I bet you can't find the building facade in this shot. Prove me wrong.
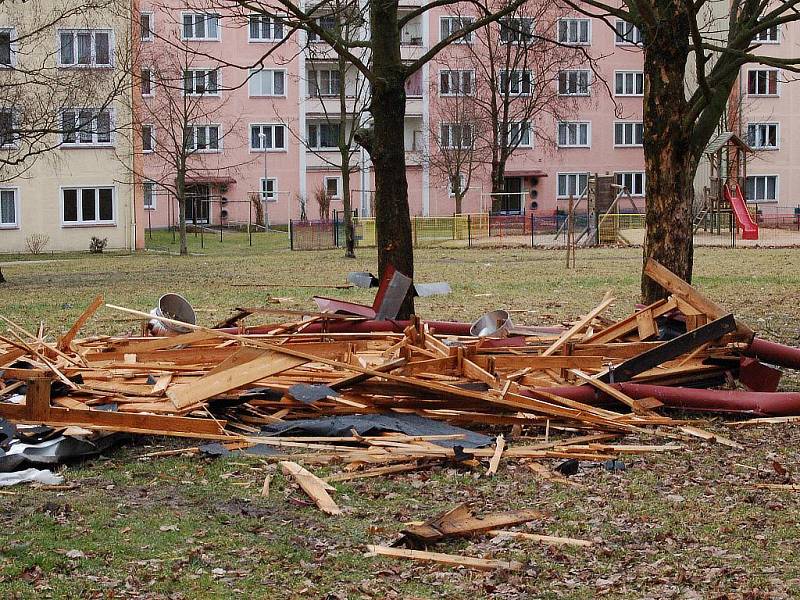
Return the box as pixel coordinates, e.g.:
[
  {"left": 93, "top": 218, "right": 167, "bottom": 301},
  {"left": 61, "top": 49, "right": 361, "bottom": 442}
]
[{"left": 0, "top": 1, "right": 140, "bottom": 253}]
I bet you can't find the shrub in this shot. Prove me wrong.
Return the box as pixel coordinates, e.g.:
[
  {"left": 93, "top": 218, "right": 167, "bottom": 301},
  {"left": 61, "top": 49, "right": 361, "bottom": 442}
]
[
  {"left": 25, "top": 233, "right": 50, "bottom": 255},
  {"left": 89, "top": 237, "right": 108, "bottom": 254}
]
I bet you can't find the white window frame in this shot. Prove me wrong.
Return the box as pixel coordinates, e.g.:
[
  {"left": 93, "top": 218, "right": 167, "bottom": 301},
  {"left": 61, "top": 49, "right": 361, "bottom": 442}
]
[
  {"left": 557, "top": 18, "right": 590, "bottom": 45},
  {"left": 61, "top": 185, "right": 116, "bottom": 226},
  {"left": 249, "top": 68, "right": 286, "bottom": 97},
  {"left": 0, "top": 27, "right": 17, "bottom": 68},
  {"left": 747, "top": 69, "right": 780, "bottom": 96},
  {"left": 0, "top": 108, "right": 16, "bottom": 148},
  {"left": 324, "top": 176, "right": 342, "bottom": 199},
  {"left": 747, "top": 122, "right": 779, "bottom": 150},
  {"left": 260, "top": 177, "right": 278, "bottom": 202},
  {"left": 614, "top": 70, "right": 644, "bottom": 96},
  {"left": 499, "top": 69, "right": 533, "bottom": 95},
  {"left": 141, "top": 67, "right": 154, "bottom": 97},
  {"left": 557, "top": 121, "right": 591, "bottom": 148},
  {"left": 308, "top": 15, "right": 338, "bottom": 43},
  {"left": 615, "top": 171, "right": 646, "bottom": 196},
  {"left": 746, "top": 174, "right": 779, "bottom": 203},
  {"left": 558, "top": 69, "right": 590, "bottom": 96},
  {"left": 502, "top": 121, "right": 532, "bottom": 148},
  {"left": 754, "top": 21, "right": 779, "bottom": 44},
  {"left": 439, "top": 69, "right": 474, "bottom": 96},
  {"left": 250, "top": 123, "right": 287, "bottom": 152},
  {"left": 440, "top": 122, "right": 473, "bottom": 149},
  {"left": 142, "top": 124, "right": 154, "bottom": 153},
  {"left": 614, "top": 20, "right": 642, "bottom": 45},
  {"left": 186, "top": 124, "right": 221, "bottom": 152},
  {"left": 248, "top": 14, "right": 285, "bottom": 42},
  {"left": 440, "top": 16, "right": 475, "bottom": 43},
  {"left": 557, "top": 172, "right": 589, "bottom": 198},
  {"left": 181, "top": 13, "right": 221, "bottom": 41},
  {"left": 60, "top": 108, "right": 114, "bottom": 147},
  {"left": 143, "top": 180, "right": 156, "bottom": 210},
  {"left": 448, "top": 172, "right": 468, "bottom": 197},
  {"left": 0, "top": 187, "right": 19, "bottom": 229},
  {"left": 308, "top": 67, "right": 341, "bottom": 97},
  {"left": 184, "top": 68, "right": 220, "bottom": 96},
  {"left": 499, "top": 17, "right": 534, "bottom": 44},
  {"left": 614, "top": 121, "right": 644, "bottom": 147},
  {"left": 57, "top": 29, "right": 114, "bottom": 67},
  {"left": 140, "top": 12, "right": 154, "bottom": 42},
  {"left": 307, "top": 122, "right": 341, "bottom": 150}
]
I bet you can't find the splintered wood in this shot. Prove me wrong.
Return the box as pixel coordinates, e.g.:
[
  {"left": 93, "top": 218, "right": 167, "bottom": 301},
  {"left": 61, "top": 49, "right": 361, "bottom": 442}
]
[{"left": 0, "top": 259, "right": 760, "bottom": 482}]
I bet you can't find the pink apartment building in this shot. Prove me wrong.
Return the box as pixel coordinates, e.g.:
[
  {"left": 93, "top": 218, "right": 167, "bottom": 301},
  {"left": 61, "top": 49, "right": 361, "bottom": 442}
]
[{"left": 135, "top": 2, "right": 799, "bottom": 236}]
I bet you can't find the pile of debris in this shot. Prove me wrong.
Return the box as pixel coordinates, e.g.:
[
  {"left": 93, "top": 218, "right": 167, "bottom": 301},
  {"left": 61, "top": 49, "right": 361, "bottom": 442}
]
[{"left": 2, "top": 259, "right": 799, "bottom": 491}]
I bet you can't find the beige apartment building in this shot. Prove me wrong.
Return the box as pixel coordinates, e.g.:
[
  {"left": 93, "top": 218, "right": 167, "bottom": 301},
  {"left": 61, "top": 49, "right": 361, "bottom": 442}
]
[{"left": 0, "top": 1, "right": 140, "bottom": 253}]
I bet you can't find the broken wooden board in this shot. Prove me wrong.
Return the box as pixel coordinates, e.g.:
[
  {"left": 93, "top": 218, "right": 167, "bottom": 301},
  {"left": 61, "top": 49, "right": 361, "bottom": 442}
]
[
  {"left": 280, "top": 460, "right": 342, "bottom": 515},
  {"left": 366, "top": 545, "right": 523, "bottom": 571}
]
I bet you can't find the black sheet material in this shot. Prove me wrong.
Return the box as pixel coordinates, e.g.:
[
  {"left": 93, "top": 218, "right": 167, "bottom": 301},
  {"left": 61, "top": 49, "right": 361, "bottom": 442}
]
[
  {"left": 261, "top": 413, "right": 491, "bottom": 448},
  {"left": 0, "top": 433, "right": 125, "bottom": 472}
]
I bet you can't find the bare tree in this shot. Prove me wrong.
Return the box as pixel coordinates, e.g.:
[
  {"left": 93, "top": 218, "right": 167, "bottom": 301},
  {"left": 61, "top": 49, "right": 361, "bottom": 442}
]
[
  {"left": 556, "top": 0, "right": 800, "bottom": 301},
  {"left": 120, "top": 17, "right": 246, "bottom": 255},
  {"left": 0, "top": 0, "right": 132, "bottom": 179}
]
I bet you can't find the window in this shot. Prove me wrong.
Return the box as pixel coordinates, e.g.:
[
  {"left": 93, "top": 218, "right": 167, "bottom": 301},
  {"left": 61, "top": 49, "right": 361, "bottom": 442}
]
[
  {"left": 615, "top": 20, "right": 642, "bottom": 45},
  {"left": 615, "top": 172, "right": 645, "bottom": 196},
  {"left": 184, "top": 69, "right": 219, "bottom": 95},
  {"left": 140, "top": 12, "right": 154, "bottom": 41},
  {"left": 449, "top": 173, "right": 467, "bottom": 197},
  {"left": 249, "top": 69, "right": 285, "bottom": 96},
  {"left": 182, "top": 13, "right": 220, "bottom": 41},
  {"left": 143, "top": 181, "right": 156, "bottom": 210},
  {"left": 499, "top": 70, "right": 533, "bottom": 95},
  {"left": 141, "top": 68, "right": 154, "bottom": 96},
  {"left": 324, "top": 176, "right": 341, "bottom": 199},
  {"left": 614, "top": 121, "right": 643, "bottom": 146},
  {"left": 250, "top": 124, "right": 286, "bottom": 151},
  {"left": 58, "top": 30, "right": 112, "bottom": 66},
  {"left": 746, "top": 175, "right": 778, "bottom": 202},
  {"left": 615, "top": 71, "right": 644, "bottom": 96},
  {"left": 440, "top": 123, "right": 473, "bottom": 149},
  {"left": 557, "top": 121, "right": 590, "bottom": 147},
  {"left": 249, "top": 15, "right": 284, "bottom": 41},
  {"left": 558, "top": 18, "right": 590, "bottom": 45},
  {"left": 0, "top": 28, "right": 15, "bottom": 66},
  {"left": 747, "top": 123, "right": 778, "bottom": 149},
  {"left": 308, "top": 15, "right": 338, "bottom": 42},
  {"left": 502, "top": 121, "right": 532, "bottom": 147},
  {"left": 0, "top": 188, "right": 18, "bottom": 228},
  {"left": 754, "top": 22, "right": 779, "bottom": 43},
  {"left": 440, "top": 70, "right": 474, "bottom": 96},
  {"left": 0, "top": 109, "right": 15, "bottom": 148},
  {"left": 557, "top": 173, "right": 588, "bottom": 198},
  {"left": 440, "top": 16, "right": 475, "bottom": 43},
  {"left": 62, "top": 186, "right": 114, "bottom": 225},
  {"left": 260, "top": 177, "right": 278, "bottom": 201},
  {"left": 499, "top": 17, "right": 534, "bottom": 44},
  {"left": 61, "top": 109, "right": 112, "bottom": 146},
  {"left": 308, "top": 68, "right": 341, "bottom": 97},
  {"left": 748, "top": 69, "right": 779, "bottom": 95},
  {"left": 307, "top": 122, "right": 340, "bottom": 149},
  {"left": 142, "top": 125, "right": 154, "bottom": 152},
  {"left": 558, "top": 69, "right": 590, "bottom": 96},
  {"left": 185, "top": 125, "right": 220, "bottom": 151}
]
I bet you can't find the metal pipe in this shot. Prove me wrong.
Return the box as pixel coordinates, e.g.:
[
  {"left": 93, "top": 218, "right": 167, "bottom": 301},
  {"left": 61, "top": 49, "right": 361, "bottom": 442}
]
[{"left": 744, "top": 337, "right": 800, "bottom": 370}]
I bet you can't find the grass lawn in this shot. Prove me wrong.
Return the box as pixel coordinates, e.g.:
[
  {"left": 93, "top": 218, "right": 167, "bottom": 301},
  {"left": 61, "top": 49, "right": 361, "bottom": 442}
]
[{"left": 1, "top": 234, "right": 799, "bottom": 599}]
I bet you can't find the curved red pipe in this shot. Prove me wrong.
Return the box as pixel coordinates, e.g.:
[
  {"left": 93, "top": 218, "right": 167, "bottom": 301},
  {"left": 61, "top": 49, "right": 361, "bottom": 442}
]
[
  {"left": 526, "top": 383, "right": 800, "bottom": 416},
  {"left": 744, "top": 337, "right": 800, "bottom": 370}
]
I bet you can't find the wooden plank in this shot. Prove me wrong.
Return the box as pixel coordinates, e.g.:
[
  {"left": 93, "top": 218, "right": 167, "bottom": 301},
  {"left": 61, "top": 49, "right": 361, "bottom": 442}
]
[
  {"left": 472, "top": 355, "right": 604, "bottom": 371},
  {"left": 113, "top": 330, "right": 221, "bottom": 354},
  {"left": 599, "top": 314, "right": 737, "bottom": 383},
  {"left": 58, "top": 294, "right": 104, "bottom": 351},
  {"left": 569, "top": 369, "right": 653, "bottom": 414},
  {"left": 365, "top": 545, "right": 522, "bottom": 572},
  {"left": 486, "top": 434, "right": 505, "bottom": 476},
  {"left": 402, "top": 504, "right": 543, "bottom": 545},
  {"left": 541, "top": 293, "right": 615, "bottom": 356},
  {"left": 26, "top": 377, "right": 52, "bottom": 421},
  {"left": 280, "top": 461, "right": 342, "bottom": 515},
  {"left": 586, "top": 297, "right": 677, "bottom": 345},
  {"left": 679, "top": 425, "right": 743, "bottom": 449},
  {"left": 326, "top": 462, "right": 424, "bottom": 482},
  {"left": 167, "top": 351, "right": 307, "bottom": 408},
  {"left": 487, "top": 530, "right": 593, "bottom": 547},
  {"left": 635, "top": 309, "right": 657, "bottom": 340}
]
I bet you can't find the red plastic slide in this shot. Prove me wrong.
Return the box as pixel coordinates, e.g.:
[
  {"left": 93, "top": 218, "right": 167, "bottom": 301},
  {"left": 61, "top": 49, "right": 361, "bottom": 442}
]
[{"left": 724, "top": 184, "right": 758, "bottom": 240}]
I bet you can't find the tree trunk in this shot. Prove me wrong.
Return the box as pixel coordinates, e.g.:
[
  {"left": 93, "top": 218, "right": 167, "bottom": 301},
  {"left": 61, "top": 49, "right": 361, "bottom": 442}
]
[
  {"left": 368, "top": 0, "right": 414, "bottom": 317},
  {"left": 641, "top": 10, "right": 694, "bottom": 303},
  {"left": 454, "top": 194, "right": 463, "bottom": 215},
  {"left": 0, "top": 267, "right": 5, "bottom": 284},
  {"left": 342, "top": 165, "right": 356, "bottom": 258},
  {"left": 490, "top": 158, "right": 506, "bottom": 213},
  {"left": 176, "top": 168, "right": 188, "bottom": 256}
]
